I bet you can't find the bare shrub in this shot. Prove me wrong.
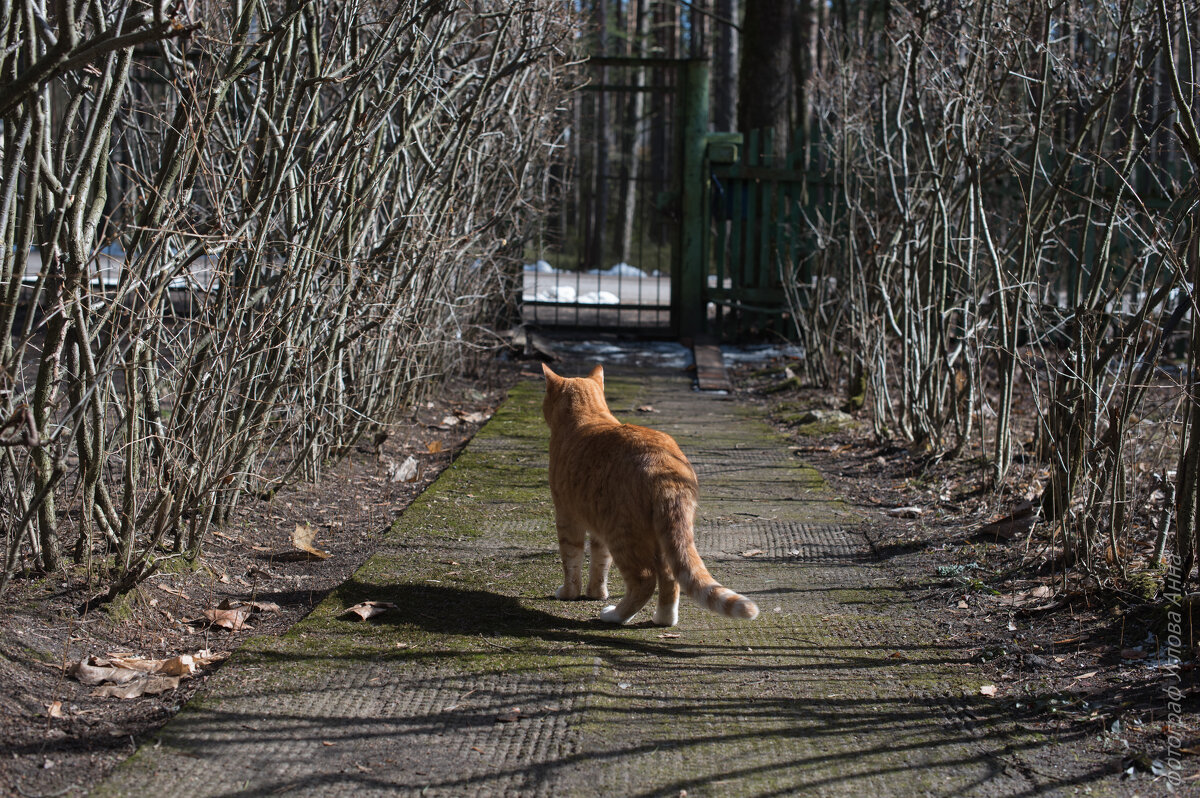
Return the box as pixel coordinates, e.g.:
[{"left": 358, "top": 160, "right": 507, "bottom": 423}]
[
  {"left": 787, "top": 1, "right": 1199, "bottom": 581},
  {"left": 0, "top": 0, "right": 575, "bottom": 599}
]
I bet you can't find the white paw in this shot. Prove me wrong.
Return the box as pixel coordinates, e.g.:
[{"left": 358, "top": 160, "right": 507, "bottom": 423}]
[
  {"left": 598, "top": 605, "right": 626, "bottom": 624},
  {"left": 651, "top": 607, "right": 678, "bottom": 627}
]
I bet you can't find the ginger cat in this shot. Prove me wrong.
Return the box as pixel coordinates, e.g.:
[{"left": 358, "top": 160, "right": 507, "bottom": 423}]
[{"left": 541, "top": 363, "right": 759, "bottom": 626}]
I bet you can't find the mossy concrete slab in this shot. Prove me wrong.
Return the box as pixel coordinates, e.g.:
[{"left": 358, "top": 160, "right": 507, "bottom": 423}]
[{"left": 93, "top": 367, "right": 1098, "bottom": 797}]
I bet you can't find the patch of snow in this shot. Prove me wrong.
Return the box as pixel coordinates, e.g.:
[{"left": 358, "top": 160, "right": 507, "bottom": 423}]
[
  {"left": 577, "top": 290, "right": 620, "bottom": 305},
  {"left": 586, "top": 262, "right": 648, "bottom": 278},
  {"left": 720, "top": 343, "right": 806, "bottom": 363},
  {"left": 554, "top": 340, "right": 693, "bottom": 370},
  {"left": 527, "top": 285, "right": 576, "bottom": 303},
  {"left": 524, "top": 260, "right": 558, "bottom": 273}
]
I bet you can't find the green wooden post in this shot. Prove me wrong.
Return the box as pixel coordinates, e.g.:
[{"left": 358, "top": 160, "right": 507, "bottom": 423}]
[{"left": 676, "top": 59, "right": 710, "bottom": 338}]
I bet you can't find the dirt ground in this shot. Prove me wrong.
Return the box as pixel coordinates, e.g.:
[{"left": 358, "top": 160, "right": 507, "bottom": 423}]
[{"left": 2, "top": 339, "right": 1198, "bottom": 796}]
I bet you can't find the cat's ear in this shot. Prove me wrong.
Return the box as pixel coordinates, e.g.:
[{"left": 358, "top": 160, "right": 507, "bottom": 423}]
[
  {"left": 588, "top": 364, "right": 604, "bottom": 387},
  {"left": 542, "top": 362, "right": 561, "bottom": 385}
]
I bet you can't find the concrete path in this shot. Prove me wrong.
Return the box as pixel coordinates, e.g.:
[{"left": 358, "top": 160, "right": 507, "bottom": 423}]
[{"left": 93, "top": 364, "right": 1063, "bottom": 797}]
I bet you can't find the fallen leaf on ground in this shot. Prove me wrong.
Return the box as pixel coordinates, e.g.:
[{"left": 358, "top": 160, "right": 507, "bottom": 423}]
[
  {"left": 887, "top": 506, "right": 924, "bottom": 518},
  {"left": 440, "top": 415, "right": 460, "bottom": 428},
  {"left": 979, "top": 685, "right": 997, "bottom": 697},
  {"left": 1074, "top": 671, "right": 1098, "bottom": 680},
  {"left": 457, "top": 410, "right": 487, "bottom": 424},
  {"left": 292, "top": 522, "right": 331, "bottom": 559},
  {"left": 105, "top": 653, "right": 195, "bottom": 676},
  {"left": 740, "top": 549, "right": 764, "bottom": 557},
  {"left": 47, "top": 701, "right": 64, "bottom": 718},
  {"left": 68, "top": 658, "right": 142, "bottom": 686},
  {"left": 426, "top": 441, "right": 444, "bottom": 454},
  {"left": 989, "top": 585, "right": 1057, "bottom": 609},
  {"left": 657, "top": 633, "right": 680, "bottom": 639},
  {"left": 636, "top": 405, "right": 655, "bottom": 412},
  {"left": 888, "top": 652, "right": 907, "bottom": 660},
  {"left": 156, "top": 584, "right": 190, "bottom": 599},
  {"left": 495, "top": 708, "right": 522, "bottom": 723},
  {"left": 91, "top": 675, "right": 180, "bottom": 699},
  {"left": 386, "top": 456, "right": 419, "bottom": 484},
  {"left": 342, "top": 600, "right": 398, "bottom": 621},
  {"left": 202, "top": 605, "right": 252, "bottom": 630}
]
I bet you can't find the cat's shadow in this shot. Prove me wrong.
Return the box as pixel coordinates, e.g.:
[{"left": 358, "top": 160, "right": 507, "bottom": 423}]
[{"left": 333, "top": 578, "right": 698, "bottom": 656}]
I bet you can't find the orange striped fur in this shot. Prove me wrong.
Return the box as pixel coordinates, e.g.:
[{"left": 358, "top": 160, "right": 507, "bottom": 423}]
[{"left": 541, "top": 363, "right": 759, "bottom": 626}]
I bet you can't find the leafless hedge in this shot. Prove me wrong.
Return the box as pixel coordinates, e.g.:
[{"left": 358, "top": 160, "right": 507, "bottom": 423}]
[
  {"left": 0, "top": 0, "right": 574, "bottom": 599},
  {"left": 788, "top": 1, "right": 1200, "bottom": 582}
]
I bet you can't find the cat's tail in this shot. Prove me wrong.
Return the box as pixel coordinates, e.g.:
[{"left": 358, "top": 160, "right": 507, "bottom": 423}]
[{"left": 670, "top": 537, "right": 760, "bottom": 620}]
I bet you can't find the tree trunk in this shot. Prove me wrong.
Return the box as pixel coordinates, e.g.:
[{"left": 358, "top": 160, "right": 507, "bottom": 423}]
[
  {"left": 739, "top": 0, "right": 792, "bottom": 151},
  {"left": 712, "top": 0, "right": 738, "bottom": 132}
]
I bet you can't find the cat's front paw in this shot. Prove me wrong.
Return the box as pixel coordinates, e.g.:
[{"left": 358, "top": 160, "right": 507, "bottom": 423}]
[
  {"left": 584, "top": 585, "right": 609, "bottom": 600},
  {"left": 598, "top": 605, "right": 627, "bottom": 624},
  {"left": 554, "top": 584, "right": 580, "bottom": 600}
]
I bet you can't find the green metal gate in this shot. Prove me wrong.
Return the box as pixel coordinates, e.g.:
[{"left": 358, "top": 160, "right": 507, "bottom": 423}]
[
  {"left": 522, "top": 58, "right": 709, "bottom": 336},
  {"left": 693, "top": 129, "right": 814, "bottom": 339},
  {"left": 523, "top": 57, "right": 815, "bottom": 340}
]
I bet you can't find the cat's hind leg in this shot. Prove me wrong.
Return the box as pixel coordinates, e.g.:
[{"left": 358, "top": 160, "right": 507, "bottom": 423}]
[
  {"left": 599, "top": 565, "right": 655, "bottom": 624},
  {"left": 652, "top": 566, "right": 680, "bottom": 627},
  {"left": 585, "top": 535, "right": 611, "bottom": 600},
  {"left": 554, "top": 515, "right": 586, "bottom": 600}
]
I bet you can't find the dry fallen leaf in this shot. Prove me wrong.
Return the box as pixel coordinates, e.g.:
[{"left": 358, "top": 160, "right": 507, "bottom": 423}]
[
  {"left": 636, "top": 405, "right": 656, "bottom": 413},
  {"left": 740, "top": 549, "right": 764, "bottom": 558},
  {"left": 202, "top": 605, "right": 252, "bottom": 630},
  {"left": 426, "top": 441, "right": 444, "bottom": 454},
  {"left": 1074, "top": 671, "right": 1099, "bottom": 681},
  {"left": 342, "top": 600, "right": 398, "bottom": 621},
  {"left": 457, "top": 410, "right": 487, "bottom": 424},
  {"left": 657, "top": 633, "right": 680, "bottom": 639},
  {"left": 92, "top": 675, "right": 180, "bottom": 699},
  {"left": 979, "top": 685, "right": 997, "bottom": 697},
  {"left": 386, "top": 456, "right": 419, "bottom": 484},
  {"left": 47, "top": 701, "right": 64, "bottom": 719},
  {"left": 68, "top": 658, "right": 142, "bottom": 686},
  {"left": 242, "top": 600, "right": 281, "bottom": 614},
  {"left": 495, "top": 707, "right": 522, "bottom": 723},
  {"left": 440, "top": 415, "right": 460, "bottom": 428},
  {"left": 887, "top": 506, "right": 924, "bottom": 518},
  {"left": 292, "top": 523, "right": 331, "bottom": 559}
]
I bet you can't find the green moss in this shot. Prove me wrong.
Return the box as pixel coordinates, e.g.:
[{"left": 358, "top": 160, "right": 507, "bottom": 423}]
[{"left": 104, "top": 590, "right": 138, "bottom": 622}]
